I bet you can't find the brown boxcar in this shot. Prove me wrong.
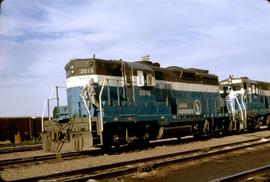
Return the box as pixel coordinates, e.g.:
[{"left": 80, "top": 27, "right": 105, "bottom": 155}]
[{"left": 0, "top": 117, "right": 42, "bottom": 143}]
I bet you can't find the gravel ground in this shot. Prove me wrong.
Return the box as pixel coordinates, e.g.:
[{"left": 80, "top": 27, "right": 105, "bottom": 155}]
[
  {"left": 1, "top": 130, "right": 270, "bottom": 181},
  {"left": 120, "top": 143, "right": 270, "bottom": 182}
]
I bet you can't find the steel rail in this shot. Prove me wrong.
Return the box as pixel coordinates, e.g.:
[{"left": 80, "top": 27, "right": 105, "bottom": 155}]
[
  {"left": 2, "top": 136, "right": 270, "bottom": 182},
  {"left": 0, "top": 144, "right": 42, "bottom": 154},
  {"left": 211, "top": 164, "right": 270, "bottom": 182},
  {"left": 0, "top": 149, "right": 99, "bottom": 167}
]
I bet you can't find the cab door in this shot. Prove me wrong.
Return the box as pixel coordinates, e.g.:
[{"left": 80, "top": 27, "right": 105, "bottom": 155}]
[{"left": 122, "top": 63, "right": 134, "bottom": 101}]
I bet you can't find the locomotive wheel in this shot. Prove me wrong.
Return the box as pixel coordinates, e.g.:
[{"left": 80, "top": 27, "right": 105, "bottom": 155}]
[
  {"left": 228, "top": 119, "right": 241, "bottom": 134},
  {"left": 247, "top": 117, "right": 262, "bottom": 132},
  {"left": 247, "top": 118, "right": 256, "bottom": 132},
  {"left": 267, "top": 115, "right": 270, "bottom": 128},
  {"left": 228, "top": 119, "right": 233, "bottom": 133},
  {"left": 192, "top": 123, "right": 203, "bottom": 140},
  {"left": 236, "top": 120, "right": 241, "bottom": 133},
  {"left": 221, "top": 119, "right": 231, "bottom": 135},
  {"left": 213, "top": 119, "right": 224, "bottom": 136},
  {"left": 202, "top": 119, "right": 210, "bottom": 136},
  {"left": 142, "top": 132, "right": 150, "bottom": 145},
  {"left": 102, "top": 127, "right": 113, "bottom": 150},
  {"left": 133, "top": 138, "right": 150, "bottom": 149}
]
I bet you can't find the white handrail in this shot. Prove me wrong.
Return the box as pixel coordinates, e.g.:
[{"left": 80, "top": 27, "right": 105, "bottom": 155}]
[
  {"left": 41, "top": 86, "right": 66, "bottom": 132},
  {"left": 240, "top": 92, "right": 247, "bottom": 121},
  {"left": 235, "top": 96, "right": 243, "bottom": 121},
  {"left": 99, "top": 80, "right": 106, "bottom": 132},
  {"left": 81, "top": 95, "right": 92, "bottom": 132},
  {"left": 239, "top": 91, "right": 247, "bottom": 129}
]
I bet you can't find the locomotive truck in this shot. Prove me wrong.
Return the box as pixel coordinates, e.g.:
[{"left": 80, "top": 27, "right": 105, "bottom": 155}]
[{"left": 41, "top": 56, "right": 270, "bottom": 152}]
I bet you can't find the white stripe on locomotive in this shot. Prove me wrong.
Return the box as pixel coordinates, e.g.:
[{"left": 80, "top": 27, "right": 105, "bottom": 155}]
[{"left": 67, "top": 74, "right": 219, "bottom": 93}]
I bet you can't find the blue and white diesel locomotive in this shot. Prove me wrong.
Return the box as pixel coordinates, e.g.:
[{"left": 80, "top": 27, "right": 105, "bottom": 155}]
[
  {"left": 220, "top": 76, "right": 270, "bottom": 131},
  {"left": 41, "top": 56, "right": 270, "bottom": 152}
]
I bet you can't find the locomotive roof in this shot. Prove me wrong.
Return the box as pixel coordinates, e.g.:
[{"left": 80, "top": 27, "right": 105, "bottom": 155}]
[
  {"left": 66, "top": 58, "right": 154, "bottom": 72},
  {"left": 220, "top": 76, "right": 270, "bottom": 90},
  {"left": 136, "top": 60, "right": 218, "bottom": 85},
  {"left": 126, "top": 62, "right": 154, "bottom": 72},
  {"left": 65, "top": 57, "right": 219, "bottom": 85},
  {"left": 65, "top": 58, "right": 119, "bottom": 69},
  {"left": 66, "top": 57, "right": 214, "bottom": 75},
  {"left": 136, "top": 60, "right": 214, "bottom": 76}
]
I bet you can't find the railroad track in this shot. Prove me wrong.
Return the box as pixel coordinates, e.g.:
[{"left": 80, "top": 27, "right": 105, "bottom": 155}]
[
  {"left": 0, "top": 136, "right": 195, "bottom": 168},
  {"left": 0, "top": 144, "right": 42, "bottom": 154},
  {"left": 0, "top": 134, "right": 264, "bottom": 168},
  {"left": 1, "top": 136, "right": 270, "bottom": 182},
  {"left": 0, "top": 149, "right": 100, "bottom": 167},
  {"left": 212, "top": 163, "right": 270, "bottom": 182}
]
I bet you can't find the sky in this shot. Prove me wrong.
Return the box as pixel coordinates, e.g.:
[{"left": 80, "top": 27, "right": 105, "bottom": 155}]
[{"left": 0, "top": 0, "right": 270, "bottom": 116}]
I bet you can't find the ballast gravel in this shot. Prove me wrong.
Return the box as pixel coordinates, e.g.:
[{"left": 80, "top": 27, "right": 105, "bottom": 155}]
[{"left": 1, "top": 130, "right": 270, "bottom": 181}]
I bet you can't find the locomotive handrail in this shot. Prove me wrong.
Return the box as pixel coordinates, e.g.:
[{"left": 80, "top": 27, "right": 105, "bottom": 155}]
[
  {"left": 226, "top": 90, "right": 246, "bottom": 130},
  {"left": 99, "top": 79, "right": 106, "bottom": 132},
  {"left": 240, "top": 91, "right": 247, "bottom": 125},
  {"left": 81, "top": 95, "right": 92, "bottom": 132},
  {"left": 41, "top": 86, "right": 66, "bottom": 132},
  {"left": 234, "top": 93, "right": 244, "bottom": 127},
  {"left": 41, "top": 87, "right": 55, "bottom": 132}
]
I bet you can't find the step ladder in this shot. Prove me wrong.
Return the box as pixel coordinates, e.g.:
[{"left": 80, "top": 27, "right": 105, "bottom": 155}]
[{"left": 91, "top": 120, "right": 101, "bottom": 145}]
